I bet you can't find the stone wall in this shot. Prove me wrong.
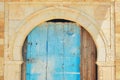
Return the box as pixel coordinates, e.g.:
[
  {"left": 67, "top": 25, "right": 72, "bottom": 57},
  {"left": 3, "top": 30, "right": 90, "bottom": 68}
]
[
  {"left": 115, "top": 1, "right": 120, "bottom": 80},
  {"left": 0, "top": 2, "right": 4, "bottom": 80},
  {"left": 0, "top": 0, "right": 120, "bottom": 80}
]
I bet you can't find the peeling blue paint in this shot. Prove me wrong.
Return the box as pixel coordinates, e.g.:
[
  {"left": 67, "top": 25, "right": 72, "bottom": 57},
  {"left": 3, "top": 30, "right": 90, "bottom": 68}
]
[{"left": 26, "top": 22, "right": 81, "bottom": 80}]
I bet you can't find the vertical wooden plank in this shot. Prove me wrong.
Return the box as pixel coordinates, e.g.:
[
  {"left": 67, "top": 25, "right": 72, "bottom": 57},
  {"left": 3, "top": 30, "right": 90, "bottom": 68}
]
[
  {"left": 81, "top": 28, "right": 88, "bottom": 80},
  {"left": 81, "top": 28, "right": 97, "bottom": 80},
  {"left": 53, "top": 23, "right": 64, "bottom": 80},
  {"left": 47, "top": 23, "right": 64, "bottom": 80},
  {"left": 47, "top": 22, "right": 81, "bottom": 80},
  {"left": 63, "top": 23, "right": 81, "bottom": 80},
  {"left": 90, "top": 35, "right": 97, "bottom": 80},
  {"left": 33, "top": 24, "right": 47, "bottom": 80},
  {"left": 47, "top": 22, "right": 56, "bottom": 80},
  {"left": 26, "top": 23, "right": 47, "bottom": 80},
  {"left": 26, "top": 33, "right": 32, "bottom": 80}
]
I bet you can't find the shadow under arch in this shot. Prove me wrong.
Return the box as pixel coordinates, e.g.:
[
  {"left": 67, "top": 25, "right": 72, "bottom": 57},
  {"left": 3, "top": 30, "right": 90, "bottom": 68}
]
[{"left": 12, "top": 7, "right": 107, "bottom": 62}]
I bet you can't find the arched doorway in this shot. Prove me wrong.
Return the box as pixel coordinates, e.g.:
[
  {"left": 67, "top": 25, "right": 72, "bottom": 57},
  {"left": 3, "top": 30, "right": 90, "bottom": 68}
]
[
  {"left": 4, "top": 6, "right": 115, "bottom": 80},
  {"left": 22, "top": 19, "right": 97, "bottom": 80}
]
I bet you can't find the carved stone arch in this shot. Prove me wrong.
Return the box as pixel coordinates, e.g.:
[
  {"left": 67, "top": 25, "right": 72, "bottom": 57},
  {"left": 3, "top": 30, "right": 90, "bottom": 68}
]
[
  {"left": 4, "top": 6, "right": 115, "bottom": 80},
  {"left": 12, "top": 7, "right": 107, "bottom": 62}
]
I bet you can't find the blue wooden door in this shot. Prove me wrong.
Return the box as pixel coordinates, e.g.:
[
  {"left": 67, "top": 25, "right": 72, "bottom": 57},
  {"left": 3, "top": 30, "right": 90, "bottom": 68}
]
[{"left": 26, "top": 22, "right": 81, "bottom": 80}]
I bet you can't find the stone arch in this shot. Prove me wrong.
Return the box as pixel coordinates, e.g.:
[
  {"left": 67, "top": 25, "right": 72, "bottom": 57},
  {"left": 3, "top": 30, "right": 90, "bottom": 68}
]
[{"left": 12, "top": 7, "right": 107, "bottom": 62}]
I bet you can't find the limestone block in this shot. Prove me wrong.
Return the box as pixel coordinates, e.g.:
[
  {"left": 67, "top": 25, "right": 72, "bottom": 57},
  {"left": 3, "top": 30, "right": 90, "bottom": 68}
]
[
  {"left": 0, "top": 12, "right": 4, "bottom": 19},
  {"left": 115, "top": 2, "right": 120, "bottom": 13},
  {"left": 116, "top": 33, "right": 120, "bottom": 59},
  {"left": 9, "top": 4, "right": 25, "bottom": 20},
  {"left": 116, "top": 13, "right": 120, "bottom": 22},
  {"left": 0, "top": 0, "right": 4, "bottom": 2},
  {"left": 0, "top": 45, "right": 4, "bottom": 57},
  {"left": 1, "top": 0, "right": 105, "bottom": 1},
  {"left": 8, "top": 20, "right": 21, "bottom": 36},
  {"left": 97, "top": 65, "right": 115, "bottom": 80},
  {"left": 100, "top": 18, "right": 111, "bottom": 45},
  {"left": 0, "top": 39, "right": 3, "bottom": 45},
  {"left": 0, "top": 76, "right": 4, "bottom": 80},
  {"left": 94, "top": 5, "right": 111, "bottom": 46},
  {"left": 0, "top": 3, "right": 4, "bottom": 12},
  {"left": 102, "top": 66, "right": 115, "bottom": 80},
  {"left": 0, "top": 57, "right": 3, "bottom": 76},
  {"left": 116, "top": 60, "right": 120, "bottom": 80},
  {"left": 115, "top": 2, "right": 120, "bottom": 32},
  {"left": 116, "top": 60, "right": 120, "bottom": 66},
  {"left": 94, "top": 5, "right": 110, "bottom": 20},
  {"left": 116, "top": 25, "right": 120, "bottom": 33},
  {"left": 0, "top": 19, "right": 4, "bottom": 32},
  {"left": 116, "top": 47, "right": 120, "bottom": 59},
  {"left": 67, "top": 4, "right": 95, "bottom": 18},
  {"left": 0, "top": 32, "right": 3, "bottom": 39},
  {"left": 4, "top": 62, "right": 22, "bottom": 80},
  {"left": 116, "top": 35, "right": 120, "bottom": 40},
  {"left": 8, "top": 4, "right": 46, "bottom": 20}
]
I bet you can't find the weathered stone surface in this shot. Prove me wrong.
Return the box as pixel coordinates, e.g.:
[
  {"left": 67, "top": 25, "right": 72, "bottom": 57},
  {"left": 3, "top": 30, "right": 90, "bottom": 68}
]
[
  {"left": 116, "top": 60, "right": 120, "bottom": 80},
  {"left": 115, "top": 2, "right": 120, "bottom": 80},
  {"left": 0, "top": 57, "right": 3, "bottom": 77},
  {"left": 116, "top": 25, "right": 120, "bottom": 33},
  {"left": 0, "top": 39, "right": 3, "bottom": 45},
  {"left": 0, "top": 2, "right": 4, "bottom": 80},
  {"left": 0, "top": 0, "right": 114, "bottom": 2},
  {"left": 0, "top": 1, "right": 120, "bottom": 80},
  {"left": 0, "top": 19, "right": 4, "bottom": 32},
  {"left": 0, "top": 12, "right": 4, "bottom": 19},
  {"left": 0, "top": 3, "right": 4, "bottom": 11},
  {"left": 0, "top": 32, "right": 4, "bottom": 39},
  {"left": 0, "top": 76, "right": 4, "bottom": 80},
  {"left": 0, "top": 45, "right": 4, "bottom": 57}
]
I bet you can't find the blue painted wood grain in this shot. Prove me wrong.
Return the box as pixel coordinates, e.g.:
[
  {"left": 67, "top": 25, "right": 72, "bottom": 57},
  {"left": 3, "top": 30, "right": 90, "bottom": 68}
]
[
  {"left": 26, "top": 22, "right": 81, "bottom": 80},
  {"left": 63, "top": 23, "right": 81, "bottom": 80},
  {"left": 47, "top": 23, "right": 64, "bottom": 80},
  {"left": 26, "top": 23, "right": 47, "bottom": 80}
]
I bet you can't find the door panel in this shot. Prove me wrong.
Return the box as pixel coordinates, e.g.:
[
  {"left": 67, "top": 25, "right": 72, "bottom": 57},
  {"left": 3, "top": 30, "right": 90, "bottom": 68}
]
[
  {"left": 26, "top": 23, "right": 47, "bottom": 80},
  {"left": 47, "top": 23, "right": 64, "bottom": 80},
  {"left": 63, "top": 23, "right": 80, "bottom": 77},
  {"left": 26, "top": 22, "right": 81, "bottom": 80},
  {"left": 25, "top": 22, "right": 96, "bottom": 80},
  {"left": 81, "top": 28, "right": 97, "bottom": 80}
]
